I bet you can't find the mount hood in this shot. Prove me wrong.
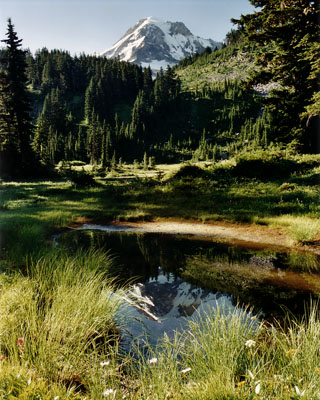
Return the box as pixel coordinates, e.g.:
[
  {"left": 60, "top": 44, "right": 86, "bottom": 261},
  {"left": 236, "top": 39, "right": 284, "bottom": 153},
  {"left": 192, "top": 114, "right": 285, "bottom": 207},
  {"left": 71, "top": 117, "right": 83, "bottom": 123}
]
[{"left": 100, "top": 17, "right": 222, "bottom": 70}]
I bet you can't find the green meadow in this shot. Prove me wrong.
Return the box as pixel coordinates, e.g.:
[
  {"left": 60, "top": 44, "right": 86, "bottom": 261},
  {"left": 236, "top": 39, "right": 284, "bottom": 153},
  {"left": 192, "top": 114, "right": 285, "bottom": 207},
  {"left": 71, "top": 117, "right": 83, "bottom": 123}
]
[{"left": 0, "top": 151, "right": 320, "bottom": 398}]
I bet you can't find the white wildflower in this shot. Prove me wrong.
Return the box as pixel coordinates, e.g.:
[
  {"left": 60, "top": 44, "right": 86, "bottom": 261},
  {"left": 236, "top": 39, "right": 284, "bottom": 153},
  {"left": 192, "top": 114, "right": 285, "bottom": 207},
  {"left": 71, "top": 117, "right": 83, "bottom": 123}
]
[
  {"left": 103, "top": 388, "right": 116, "bottom": 397},
  {"left": 27, "top": 377, "right": 31, "bottom": 385},
  {"left": 295, "top": 386, "right": 305, "bottom": 396},
  {"left": 100, "top": 361, "right": 110, "bottom": 367},
  {"left": 54, "top": 397, "right": 60, "bottom": 400},
  {"left": 245, "top": 339, "right": 256, "bottom": 348},
  {"left": 148, "top": 357, "right": 158, "bottom": 364},
  {"left": 255, "top": 383, "right": 261, "bottom": 394},
  {"left": 181, "top": 367, "right": 191, "bottom": 374},
  {"left": 248, "top": 370, "right": 255, "bottom": 380}
]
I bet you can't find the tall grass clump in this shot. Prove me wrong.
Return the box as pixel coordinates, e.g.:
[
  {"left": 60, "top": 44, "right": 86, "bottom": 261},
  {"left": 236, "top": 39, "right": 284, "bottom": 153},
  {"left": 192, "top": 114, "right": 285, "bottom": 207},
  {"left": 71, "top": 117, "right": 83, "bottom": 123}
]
[
  {"left": 289, "top": 218, "right": 320, "bottom": 244},
  {"left": 0, "top": 249, "right": 130, "bottom": 395},
  {"left": 129, "top": 303, "right": 320, "bottom": 399},
  {"left": 131, "top": 304, "right": 258, "bottom": 399},
  {"left": 252, "top": 304, "right": 320, "bottom": 399}
]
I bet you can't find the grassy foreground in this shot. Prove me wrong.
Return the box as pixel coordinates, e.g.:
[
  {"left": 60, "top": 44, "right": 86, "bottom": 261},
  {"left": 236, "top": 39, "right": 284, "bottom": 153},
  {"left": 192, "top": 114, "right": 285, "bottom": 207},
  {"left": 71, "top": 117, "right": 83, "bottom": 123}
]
[
  {"left": 0, "top": 251, "right": 320, "bottom": 399},
  {"left": 0, "top": 152, "right": 320, "bottom": 398}
]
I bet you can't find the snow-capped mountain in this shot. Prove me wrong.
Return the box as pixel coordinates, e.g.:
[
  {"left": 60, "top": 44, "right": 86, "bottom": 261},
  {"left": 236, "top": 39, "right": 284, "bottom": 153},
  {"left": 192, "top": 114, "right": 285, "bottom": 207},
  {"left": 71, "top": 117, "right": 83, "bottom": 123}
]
[
  {"left": 120, "top": 268, "right": 244, "bottom": 346},
  {"left": 100, "top": 17, "right": 222, "bottom": 71}
]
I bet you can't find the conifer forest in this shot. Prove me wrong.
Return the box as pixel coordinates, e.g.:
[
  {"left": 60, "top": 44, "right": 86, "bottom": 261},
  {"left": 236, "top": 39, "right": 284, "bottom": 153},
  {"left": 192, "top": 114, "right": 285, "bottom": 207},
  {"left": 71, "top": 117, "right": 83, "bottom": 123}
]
[{"left": 0, "top": 0, "right": 319, "bottom": 178}]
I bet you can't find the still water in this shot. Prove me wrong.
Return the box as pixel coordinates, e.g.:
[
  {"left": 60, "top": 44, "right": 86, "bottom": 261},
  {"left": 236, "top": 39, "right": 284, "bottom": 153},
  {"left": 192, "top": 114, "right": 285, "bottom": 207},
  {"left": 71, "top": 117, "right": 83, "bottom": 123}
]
[{"left": 57, "top": 226, "right": 320, "bottom": 344}]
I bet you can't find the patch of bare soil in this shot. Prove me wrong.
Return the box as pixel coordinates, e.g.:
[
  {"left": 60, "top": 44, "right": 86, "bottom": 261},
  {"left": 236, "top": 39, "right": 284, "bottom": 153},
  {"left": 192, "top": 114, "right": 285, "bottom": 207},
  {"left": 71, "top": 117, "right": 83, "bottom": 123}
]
[{"left": 110, "top": 219, "right": 320, "bottom": 255}]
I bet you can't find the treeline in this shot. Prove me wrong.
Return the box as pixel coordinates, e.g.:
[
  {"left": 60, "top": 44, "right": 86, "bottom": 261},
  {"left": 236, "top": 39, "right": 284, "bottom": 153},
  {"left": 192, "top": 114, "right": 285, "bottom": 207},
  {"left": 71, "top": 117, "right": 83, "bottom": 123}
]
[
  {"left": 29, "top": 49, "right": 181, "bottom": 166},
  {"left": 1, "top": 27, "right": 262, "bottom": 174},
  {"left": 26, "top": 48, "right": 148, "bottom": 102},
  {"left": 0, "top": 21, "right": 184, "bottom": 177},
  {"left": 0, "top": 30, "right": 265, "bottom": 175}
]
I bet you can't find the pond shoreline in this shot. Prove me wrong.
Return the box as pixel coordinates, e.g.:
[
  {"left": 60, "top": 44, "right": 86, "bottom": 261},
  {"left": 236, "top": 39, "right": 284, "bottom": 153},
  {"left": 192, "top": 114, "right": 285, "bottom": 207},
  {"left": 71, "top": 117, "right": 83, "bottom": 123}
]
[{"left": 65, "top": 218, "right": 320, "bottom": 255}]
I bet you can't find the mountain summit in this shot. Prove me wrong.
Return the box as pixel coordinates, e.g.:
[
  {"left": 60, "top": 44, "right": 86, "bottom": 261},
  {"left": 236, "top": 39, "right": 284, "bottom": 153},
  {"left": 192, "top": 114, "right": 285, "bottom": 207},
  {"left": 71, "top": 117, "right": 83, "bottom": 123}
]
[{"left": 100, "top": 17, "right": 221, "bottom": 71}]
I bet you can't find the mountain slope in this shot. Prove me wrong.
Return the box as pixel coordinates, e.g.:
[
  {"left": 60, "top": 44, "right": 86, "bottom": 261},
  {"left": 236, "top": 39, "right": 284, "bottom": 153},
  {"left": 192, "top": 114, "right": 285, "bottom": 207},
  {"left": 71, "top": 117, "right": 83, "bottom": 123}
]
[
  {"left": 175, "top": 42, "right": 257, "bottom": 91},
  {"left": 175, "top": 41, "right": 279, "bottom": 96},
  {"left": 100, "top": 17, "right": 221, "bottom": 71}
]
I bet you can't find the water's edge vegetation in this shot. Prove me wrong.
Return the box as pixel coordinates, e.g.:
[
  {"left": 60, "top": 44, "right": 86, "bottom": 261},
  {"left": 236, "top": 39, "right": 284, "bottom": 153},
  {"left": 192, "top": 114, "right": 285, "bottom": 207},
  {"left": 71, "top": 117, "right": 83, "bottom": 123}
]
[
  {"left": 0, "top": 158, "right": 320, "bottom": 398},
  {"left": 0, "top": 248, "right": 320, "bottom": 399}
]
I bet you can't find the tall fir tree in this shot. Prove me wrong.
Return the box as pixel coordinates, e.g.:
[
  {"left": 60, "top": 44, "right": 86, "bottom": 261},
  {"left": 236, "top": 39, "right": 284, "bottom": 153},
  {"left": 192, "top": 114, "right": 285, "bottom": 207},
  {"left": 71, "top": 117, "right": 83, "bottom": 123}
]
[
  {"left": 233, "top": 1, "right": 320, "bottom": 150},
  {"left": 0, "top": 18, "right": 34, "bottom": 176},
  {"left": 33, "top": 88, "right": 69, "bottom": 164}
]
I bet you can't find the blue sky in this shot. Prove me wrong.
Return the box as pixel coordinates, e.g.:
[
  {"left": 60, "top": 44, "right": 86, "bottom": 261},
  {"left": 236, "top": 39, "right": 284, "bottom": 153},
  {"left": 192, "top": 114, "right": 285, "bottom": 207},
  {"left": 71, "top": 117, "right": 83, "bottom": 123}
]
[{"left": 0, "top": 0, "right": 255, "bottom": 55}]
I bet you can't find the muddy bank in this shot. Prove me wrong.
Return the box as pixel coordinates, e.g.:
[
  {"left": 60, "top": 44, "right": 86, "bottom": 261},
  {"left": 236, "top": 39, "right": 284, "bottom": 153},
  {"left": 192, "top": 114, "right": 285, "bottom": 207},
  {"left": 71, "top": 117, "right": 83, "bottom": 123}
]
[{"left": 73, "top": 219, "right": 320, "bottom": 255}]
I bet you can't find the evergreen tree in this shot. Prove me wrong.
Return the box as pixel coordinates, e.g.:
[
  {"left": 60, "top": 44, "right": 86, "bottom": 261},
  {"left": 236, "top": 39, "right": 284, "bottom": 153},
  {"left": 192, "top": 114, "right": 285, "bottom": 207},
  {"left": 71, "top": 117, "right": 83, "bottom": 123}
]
[
  {"left": 154, "top": 68, "right": 165, "bottom": 108},
  {"left": 130, "top": 90, "right": 149, "bottom": 140},
  {"left": 225, "top": 28, "right": 243, "bottom": 46},
  {"left": 41, "top": 57, "right": 56, "bottom": 93},
  {"left": 88, "top": 111, "right": 101, "bottom": 165},
  {"left": 0, "top": 18, "right": 33, "bottom": 176},
  {"left": 143, "top": 151, "right": 148, "bottom": 170},
  {"left": 143, "top": 66, "right": 153, "bottom": 94},
  {"left": 75, "top": 125, "right": 86, "bottom": 161},
  {"left": 100, "top": 120, "right": 112, "bottom": 168},
  {"left": 0, "top": 71, "right": 12, "bottom": 155},
  {"left": 33, "top": 88, "right": 69, "bottom": 164},
  {"left": 111, "top": 150, "right": 116, "bottom": 169},
  {"left": 84, "top": 77, "right": 97, "bottom": 123},
  {"left": 233, "top": 1, "right": 320, "bottom": 149}
]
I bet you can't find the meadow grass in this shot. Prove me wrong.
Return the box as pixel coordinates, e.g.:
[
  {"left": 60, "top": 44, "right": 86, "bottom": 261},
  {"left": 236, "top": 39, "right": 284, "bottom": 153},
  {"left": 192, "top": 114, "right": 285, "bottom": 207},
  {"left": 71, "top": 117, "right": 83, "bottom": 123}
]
[
  {"left": 0, "top": 249, "right": 135, "bottom": 397},
  {"left": 0, "top": 159, "right": 319, "bottom": 396},
  {"left": 122, "top": 303, "right": 320, "bottom": 399},
  {"left": 0, "top": 158, "right": 319, "bottom": 267},
  {"left": 0, "top": 266, "right": 320, "bottom": 400},
  {"left": 1, "top": 296, "right": 319, "bottom": 398}
]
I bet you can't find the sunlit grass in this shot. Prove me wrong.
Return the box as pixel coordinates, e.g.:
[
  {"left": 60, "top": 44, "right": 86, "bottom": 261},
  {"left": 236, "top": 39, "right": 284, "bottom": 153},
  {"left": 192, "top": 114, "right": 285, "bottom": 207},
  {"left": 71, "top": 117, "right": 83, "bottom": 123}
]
[
  {"left": 127, "top": 304, "right": 320, "bottom": 399},
  {"left": 0, "top": 170, "right": 320, "bottom": 398},
  {"left": 263, "top": 215, "right": 320, "bottom": 244},
  {"left": 0, "top": 249, "right": 132, "bottom": 396},
  {"left": 0, "top": 159, "right": 319, "bottom": 267},
  {"left": 290, "top": 219, "right": 320, "bottom": 244}
]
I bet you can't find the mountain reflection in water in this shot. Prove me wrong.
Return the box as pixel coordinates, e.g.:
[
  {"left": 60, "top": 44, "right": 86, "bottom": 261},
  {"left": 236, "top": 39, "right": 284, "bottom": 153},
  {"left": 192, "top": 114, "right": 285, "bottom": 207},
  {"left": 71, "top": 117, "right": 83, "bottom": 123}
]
[{"left": 57, "top": 227, "right": 320, "bottom": 343}]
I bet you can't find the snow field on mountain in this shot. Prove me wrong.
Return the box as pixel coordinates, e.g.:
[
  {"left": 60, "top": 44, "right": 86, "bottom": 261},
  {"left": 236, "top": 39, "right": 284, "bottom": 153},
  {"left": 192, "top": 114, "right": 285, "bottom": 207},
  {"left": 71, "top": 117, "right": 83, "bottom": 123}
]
[{"left": 101, "top": 16, "right": 219, "bottom": 69}]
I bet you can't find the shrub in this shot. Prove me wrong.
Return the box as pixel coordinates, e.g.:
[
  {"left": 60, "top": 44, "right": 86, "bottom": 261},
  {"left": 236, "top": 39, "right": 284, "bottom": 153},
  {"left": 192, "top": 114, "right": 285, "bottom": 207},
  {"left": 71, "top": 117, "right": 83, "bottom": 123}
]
[
  {"left": 172, "top": 164, "right": 209, "bottom": 179},
  {"left": 229, "top": 150, "right": 320, "bottom": 180},
  {"left": 61, "top": 169, "right": 98, "bottom": 188},
  {"left": 279, "top": 182, "right": 298, "bottom": 191},
  {"left": 232, "top": 156, "right": 295, "bottom": 179}
]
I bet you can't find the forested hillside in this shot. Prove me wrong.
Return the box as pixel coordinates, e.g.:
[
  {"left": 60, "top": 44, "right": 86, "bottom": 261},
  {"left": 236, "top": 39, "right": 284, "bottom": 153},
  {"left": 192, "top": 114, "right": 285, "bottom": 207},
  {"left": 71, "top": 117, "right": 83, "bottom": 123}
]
[
  {"left": 0, "top": 0, "right": 319, "bottom": 179},
  {"left": 0, "top": 41, "right": 267, "bottom": 176}
]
